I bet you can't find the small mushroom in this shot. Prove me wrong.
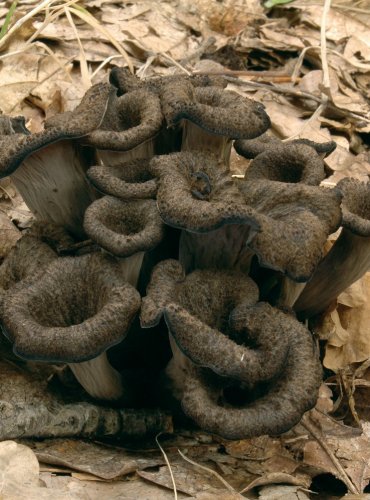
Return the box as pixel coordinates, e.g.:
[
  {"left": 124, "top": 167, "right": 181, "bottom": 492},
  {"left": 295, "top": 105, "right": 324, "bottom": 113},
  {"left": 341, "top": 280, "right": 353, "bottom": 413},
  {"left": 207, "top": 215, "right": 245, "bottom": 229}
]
[
  {"left": 0, "top": 83, "right": 113, "bottom": 238},
  {"left": 87, "top": 158, "right": 157, "bottom": 199},
  {"left": 109, "top": 67, "right": 227, "bottom": 96},
  {"left": 149, "top": 151, "right": 260, "bottom": 273},
  {"left": 235, "top": 131, "right": 336, "bottom": 160},
  {"left": 141, "top": 260, "right": 290, "bottom": 387},
  {"left": 85, "top": 88, "right": 164, "bottom": 167},
  {"left": 2, "top": 252, "right": 141, "bottom": 400},
  {"left": 159, "top": 78, "right": 270, "bottom": 164},
  {"left": 238, "top": 162, "right": 342, "bottom": 281},
  {"left": 181, "top": 303, "right": 322, "bottom": 439},
  {"left": 295, "top": 178, "right": 370, "bottom": 317},
  {"left": 83, "top": 196, "right": 165, "bottom": 286}
]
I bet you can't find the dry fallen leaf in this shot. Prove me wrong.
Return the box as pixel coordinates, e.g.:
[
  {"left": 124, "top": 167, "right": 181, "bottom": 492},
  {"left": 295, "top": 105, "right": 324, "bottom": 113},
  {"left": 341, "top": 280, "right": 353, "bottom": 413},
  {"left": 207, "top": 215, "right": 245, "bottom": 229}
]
[
  {"left": 28, "top": 439, "right": 165, "bottom": 480},
  {"left": 303, "top": 421, "right": 370, "bottom": 493},
  {"left": 316, "top": 273, "right": 370, "bottom": 371}
]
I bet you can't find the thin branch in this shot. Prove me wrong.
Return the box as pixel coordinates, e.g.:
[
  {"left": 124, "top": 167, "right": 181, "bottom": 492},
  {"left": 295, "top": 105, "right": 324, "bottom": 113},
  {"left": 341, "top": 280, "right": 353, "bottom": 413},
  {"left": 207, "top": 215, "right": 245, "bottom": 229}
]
[
  {"left": 301, "top": 413, "right": 359, "bottom": 495},
  {"left": 178, "top": 449, "right": 236, "bottom": 494},
  {"left": 156, "top": 434, "right": 178, "bottom": 500}
]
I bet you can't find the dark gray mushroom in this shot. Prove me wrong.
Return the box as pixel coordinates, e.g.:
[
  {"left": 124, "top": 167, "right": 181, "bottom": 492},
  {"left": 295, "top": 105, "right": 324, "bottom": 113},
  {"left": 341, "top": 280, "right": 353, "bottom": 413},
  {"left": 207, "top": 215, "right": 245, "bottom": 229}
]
[
  {"left": 86, "top": 158, "right": 157, "bottom": 199},
  {"left": 84, "top": 88, "right": 164, "bottom": 167},
  {"left": 140, "top": 260, "right": 290, "bottom": 387},
  {"left": 235, "top": 131, "right": 336, "bottom": 160},
  {"left": 2, "top": 252, "right": 141, "bottom": 400},
  {"left": 159, "top": 78, "right": 270, "bottom": 165},
  {"left": 149, "top": 151, "right": 260, "bottom": 273},
  {"left": 181, "top": 303, "right": 322, "bottom": 439},
  {"left": 0, "top": 83, "right": 113, "bottom": 238},
  {"left": 83, "top": 196, "right": 165, "bottom": 286},
  {"left": 295, "top": 178, "right": 370, "bottom": 317}
]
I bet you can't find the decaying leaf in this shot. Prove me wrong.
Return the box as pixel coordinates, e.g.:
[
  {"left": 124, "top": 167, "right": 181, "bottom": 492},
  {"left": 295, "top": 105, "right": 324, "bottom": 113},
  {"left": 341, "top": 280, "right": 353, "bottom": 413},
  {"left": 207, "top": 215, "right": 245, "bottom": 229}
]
[
  {"left": 303, "top": 421, "right": 370, "bottom": 493},
  {"left": 316, "top": 274, "right": 370, "bottom": 371},
  {"left": 28, "top": 439, "right": 165, "bottom": 480}
]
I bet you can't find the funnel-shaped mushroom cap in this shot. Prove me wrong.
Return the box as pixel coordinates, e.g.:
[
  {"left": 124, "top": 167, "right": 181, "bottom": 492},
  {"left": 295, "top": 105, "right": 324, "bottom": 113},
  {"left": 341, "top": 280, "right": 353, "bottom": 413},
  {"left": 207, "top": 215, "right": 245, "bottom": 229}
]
[
  {"left": 235, "top": 132, "right": 336, "bottom": 160},
  {"left": 238, "top": 180, "right": 342, "bottom": 281},
  {"left": 0, "top": 83, "right": 113, "bottom": 178},
  {"left": 295, "top": 178, "right": 370, "bottom": 317},
  {"left": 149, "top": 151, "right": 260, "bottom": 233},
  {"left": 244, "top": 143, "right": 326, "bottom": 186},
  {"left": 109, "top": 67, "right": 227, "bottom": 96},
  {"left": 338, "top": 178, "right": 370, "bottom": 236},
  {"left": 160, "top": 78, "right": 270, "bottom": 138},
  {"left": 85, "top": 89, "right": 163, "bottom": 151},
  {"left": 2, "top": 253, "right": 141, "bottom": 362},
  {"left": 83, "top": 196, "right": 165, "bottom": 257},
  {"left": 141, "top": 260, "right": 289, "bottom": 385},
  {"left": 181, "top": 302, "right": 323, "bottom": 439},
  {"left": 87, "top": 158, "right": 157, "bottom": 199}
]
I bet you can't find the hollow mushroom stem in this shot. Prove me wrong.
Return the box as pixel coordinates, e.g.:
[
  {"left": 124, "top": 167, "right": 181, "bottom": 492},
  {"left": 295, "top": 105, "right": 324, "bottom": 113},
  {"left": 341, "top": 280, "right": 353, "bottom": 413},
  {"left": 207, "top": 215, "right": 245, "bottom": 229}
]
[{"left": 69, "top": 351, "right": 123, "bottom": 400}]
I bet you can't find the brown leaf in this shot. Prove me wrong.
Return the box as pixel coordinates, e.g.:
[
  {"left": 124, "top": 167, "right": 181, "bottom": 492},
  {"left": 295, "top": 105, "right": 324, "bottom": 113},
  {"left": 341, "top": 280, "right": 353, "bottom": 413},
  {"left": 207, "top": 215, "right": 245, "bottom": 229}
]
[
  {"left": 316, "top": 274, "right": 370, "bottom": 371},
  {"left": 303, "top": 421, "right": 370, "bottom": 493},
  {"left": 29, "top": 439, "right": 165, "bottom": 480}
]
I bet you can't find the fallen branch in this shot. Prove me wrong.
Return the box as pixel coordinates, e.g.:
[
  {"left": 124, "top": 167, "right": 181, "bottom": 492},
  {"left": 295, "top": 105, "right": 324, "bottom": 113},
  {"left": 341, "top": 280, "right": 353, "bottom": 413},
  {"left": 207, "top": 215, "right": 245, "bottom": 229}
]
[{"left": 0, "top": 400, "right": 173, "bottom": 440}]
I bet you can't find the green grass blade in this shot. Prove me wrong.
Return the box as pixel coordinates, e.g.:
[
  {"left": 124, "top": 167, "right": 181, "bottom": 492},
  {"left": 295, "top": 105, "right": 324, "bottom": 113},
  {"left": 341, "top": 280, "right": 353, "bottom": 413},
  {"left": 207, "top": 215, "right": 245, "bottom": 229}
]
[{"left": 0, "top": 1, "right": 19, "bottom": 41}]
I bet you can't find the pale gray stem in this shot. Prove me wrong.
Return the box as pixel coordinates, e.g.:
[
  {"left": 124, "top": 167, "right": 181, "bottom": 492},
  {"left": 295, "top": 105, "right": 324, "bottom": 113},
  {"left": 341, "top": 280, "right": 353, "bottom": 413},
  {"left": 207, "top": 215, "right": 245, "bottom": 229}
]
[
  {"left": 295, "top": 229, "right": 370, "bottom": 317},
  {"left": 69, "top": 351, "right": 123, "bottom": 401},
  {"left": 10, "top": 141, "right": 96, "bottom": 238},
  {"left": 181, "top": 121, "right": 232, "bottom": 166},
  {"left": 277, "top": 278, "right": 307, "bottom": 308},
  {"left": 179, "top": 225, "right": 254, "bottom": 273},
  {"left": 117, "top": 251, "right": 145, "bottom": 287},
  {"left": 97, "top": 140, "right": 156, "bottom": 167}
]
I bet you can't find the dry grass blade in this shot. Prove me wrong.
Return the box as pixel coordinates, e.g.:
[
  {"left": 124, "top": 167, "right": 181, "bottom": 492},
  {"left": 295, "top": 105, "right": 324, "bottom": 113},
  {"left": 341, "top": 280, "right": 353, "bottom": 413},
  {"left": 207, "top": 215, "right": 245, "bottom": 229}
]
[
  {"left": 156, "top": 434, "right": 178, "bottom": 500},
  {"left": 0, "top": 0, "right": 57, "bottom": 50},
  {"left": 68, "top": 5, "right": 134, "bottom": 73},
  {"left": 64, "top": 6, "right": 91, "bottom": 89},
  {"left": 0, "top": 0, "right": 19, "bottom": 41},
  {"left": 320, "top": 0, "right": 332, "bottom": 96},
  {"left": 178, "top": 449, "right": 236, "bottom": 494},
  {"left": 301, "top": 413, "right": 359, "bottom": 495}
]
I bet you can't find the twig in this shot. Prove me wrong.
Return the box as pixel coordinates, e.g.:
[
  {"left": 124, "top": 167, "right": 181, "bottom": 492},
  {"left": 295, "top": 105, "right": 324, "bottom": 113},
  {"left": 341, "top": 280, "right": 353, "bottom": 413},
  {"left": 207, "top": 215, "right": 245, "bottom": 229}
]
[
  {"left": 282, "top": 103, "right": 325, "bottom": 141},
  {"left": 320, "top": 0, "right": 332, "bottom": 97},
  {"left": 179, "top": 36, "right": 216, "bottom": 65},
  {"left": 159, "top": 52, "right": 191, "bottom": 75},
  {"left": 301, "top": 413, "right": 359, "bottom": 495},
  {"left": 178, "top": 449, "right": 236, "bottom": 494},
  {"left": 156, "top": 434, "right": 178, "bottom": 500},
  {"left": 64, "top": 6, "right": 91, "bottom": 89}
]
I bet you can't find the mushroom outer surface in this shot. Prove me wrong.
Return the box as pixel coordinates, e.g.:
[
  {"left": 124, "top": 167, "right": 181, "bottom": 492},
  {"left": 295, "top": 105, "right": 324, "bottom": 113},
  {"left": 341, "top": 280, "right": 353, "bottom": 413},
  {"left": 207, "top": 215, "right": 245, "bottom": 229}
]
[
  {"left": 83, "top": 196, "right": 165, "bottom": 257},
  {"left": 2, "top": 253, "right": 141, "bottom": 362},
  {"left": 180, "top": 303, "right": 323, "bottom": 440},
  {"left": 149, "top": 151, "right": 261, "bottom": 233},
  {"left": 87, "top": 158, "right": 157, "bottom": 199}
]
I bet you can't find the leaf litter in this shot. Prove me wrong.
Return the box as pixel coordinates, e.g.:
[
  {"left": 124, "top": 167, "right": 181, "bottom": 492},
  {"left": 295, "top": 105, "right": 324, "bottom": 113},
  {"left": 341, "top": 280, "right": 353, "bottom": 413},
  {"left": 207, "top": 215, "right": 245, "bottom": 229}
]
[{"left": 0, "top": 0, "right": 370, "bottom": 498}]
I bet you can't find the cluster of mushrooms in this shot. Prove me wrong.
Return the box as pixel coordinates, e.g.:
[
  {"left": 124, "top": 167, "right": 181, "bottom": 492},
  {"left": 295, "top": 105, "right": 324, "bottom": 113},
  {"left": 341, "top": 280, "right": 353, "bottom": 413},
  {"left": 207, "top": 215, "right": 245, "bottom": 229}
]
[{"left": 0, "top": 67, "right": 369, "bottom": 440}]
